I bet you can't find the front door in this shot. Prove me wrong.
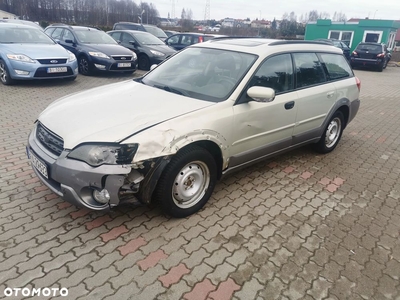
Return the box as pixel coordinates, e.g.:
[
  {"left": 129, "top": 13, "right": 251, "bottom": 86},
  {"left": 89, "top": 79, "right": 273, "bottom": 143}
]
[{"left": 230, "top": 54, "right": 297, "bottom": 166}]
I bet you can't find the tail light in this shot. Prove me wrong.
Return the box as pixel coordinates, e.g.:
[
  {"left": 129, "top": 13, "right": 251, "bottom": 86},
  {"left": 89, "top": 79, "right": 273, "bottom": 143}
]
[
  {"left": 199, "top": 36, "right": 204, "bottom": 43},
  {"left": 377, "top": 53, "right": 385, "bottom": 58},
  {"left": 355, "top": 77, "right": 361, "bottom": 92},
  {"left": 352, "top": 51, "right": 358, "bottom": 56}
]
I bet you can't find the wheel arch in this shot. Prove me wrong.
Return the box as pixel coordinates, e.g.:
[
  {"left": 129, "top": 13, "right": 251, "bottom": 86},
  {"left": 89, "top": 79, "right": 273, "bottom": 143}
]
[{"left": 337, "top": 104, "right": 349, "bottom": 129}]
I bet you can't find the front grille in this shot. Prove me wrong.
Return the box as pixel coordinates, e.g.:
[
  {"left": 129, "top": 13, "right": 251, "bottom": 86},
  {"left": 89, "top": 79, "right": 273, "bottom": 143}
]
[
  {"left": 111, "top": 55, "right": 133, "bottom": 61},
  {"left": 36, "top": 123, "right": 64, "bottom": 156},
  {"left": 37, "top": 59, "right": 67, "bottom": 64},
  {"left": 34, "top": 67, "right": 73, "bottom": 78}
]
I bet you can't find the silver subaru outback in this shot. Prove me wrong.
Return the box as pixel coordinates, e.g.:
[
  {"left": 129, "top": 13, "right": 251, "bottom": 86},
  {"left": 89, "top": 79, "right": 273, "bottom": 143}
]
[{"left": 27, "top": 38, "right": 360, "bottom": 218}]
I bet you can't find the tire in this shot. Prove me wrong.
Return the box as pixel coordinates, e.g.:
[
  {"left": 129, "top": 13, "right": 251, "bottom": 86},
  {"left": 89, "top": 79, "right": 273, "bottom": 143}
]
[
  {"left": 153, "top": 145, "right": 217, "bottom": 218},
  {"left": 313, "top": 111, "right": 344, "bottom": 154},
  {"left": 138, "top": 55, "right": 150, "bottom": 71},
  {"left": 78, "top": 56, "right": 92, "bottom": 75},
  {"left": 383, "top": 59, "right": 388, "bottom": 69},
  {"left": 0, "top": 59, "right": 15, "bottom": 85},
  {"left": 377, "top": 62, "right": 384, "bottom": 72}
]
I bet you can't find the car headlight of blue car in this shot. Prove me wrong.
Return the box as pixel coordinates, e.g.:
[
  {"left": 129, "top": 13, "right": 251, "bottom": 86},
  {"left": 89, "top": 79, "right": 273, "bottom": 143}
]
[{"left": 7, "top": 54, "right": 35, "bottom": 63}]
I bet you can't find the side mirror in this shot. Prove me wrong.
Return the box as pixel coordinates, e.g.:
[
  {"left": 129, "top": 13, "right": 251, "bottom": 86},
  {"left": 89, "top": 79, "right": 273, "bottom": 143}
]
[
  {"left": 247, "top": 86, "right": 275, "bottom": 103},
  {"left": 65, "top": 39, "right": 74, "bottom": 44},
  {"left": 129, "top": 40, "right": 136, "bottom": 46}
]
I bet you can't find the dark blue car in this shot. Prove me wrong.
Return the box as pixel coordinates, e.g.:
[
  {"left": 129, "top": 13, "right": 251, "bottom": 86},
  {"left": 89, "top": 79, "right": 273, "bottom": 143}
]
[{"left": 44, "top": 24, "right": 137, "bottom": 75}]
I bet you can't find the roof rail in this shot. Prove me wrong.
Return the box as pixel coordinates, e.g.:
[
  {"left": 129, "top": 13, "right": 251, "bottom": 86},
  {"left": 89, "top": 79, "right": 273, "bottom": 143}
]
[
  {"left": 211, "top": 36, "right": 262, "bottom": 41},
  {"left": 269, "top": 40, "right": 331, "bottom": 46}
]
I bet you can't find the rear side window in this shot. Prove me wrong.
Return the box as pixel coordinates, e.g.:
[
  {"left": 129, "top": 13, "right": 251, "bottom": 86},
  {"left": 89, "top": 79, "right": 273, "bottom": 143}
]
[
  {"left": 319, "top": 53, "right": 352, "bottom": 80},
  {"left": 293, "top": 53, "right": 326, "bottom": 88}
]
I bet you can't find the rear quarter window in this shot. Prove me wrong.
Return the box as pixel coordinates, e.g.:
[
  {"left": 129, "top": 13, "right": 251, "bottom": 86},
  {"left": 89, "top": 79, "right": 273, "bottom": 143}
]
[{"left": 319, "top": 53, "right": 352, "bottom": 80}]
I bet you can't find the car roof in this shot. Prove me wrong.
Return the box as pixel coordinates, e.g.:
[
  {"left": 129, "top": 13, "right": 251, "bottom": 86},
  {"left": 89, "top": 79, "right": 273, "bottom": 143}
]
[
  {"left": 193, "top": 38, "right": 343, "bottom": 55},
  {"left": 108, "top": 30, "right": 155, "bottom": 36},
  {"left": 0, "top": 20, "right": 43, "bottom": 30},
  {"left": 46, "top": 24, "right": 100, "bottom": 31}
]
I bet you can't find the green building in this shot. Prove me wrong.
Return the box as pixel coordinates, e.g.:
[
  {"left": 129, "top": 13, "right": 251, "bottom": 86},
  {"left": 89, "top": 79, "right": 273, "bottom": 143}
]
[{"left": 305, "top": 19, "right": 400, "bottom": 51}]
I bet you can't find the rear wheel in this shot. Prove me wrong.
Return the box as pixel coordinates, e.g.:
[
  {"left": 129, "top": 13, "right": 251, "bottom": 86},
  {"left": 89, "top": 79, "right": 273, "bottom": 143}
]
[
  {"left": 138, "top": 55, "right": 150, "bottom": 71},
  {"left": 313, "top": 111, "right": 344, "bottom": 154},
  {"left": 0, "top": 59, "right": 15, "bottom": 85},
  {"left": 383, "top": 59, "right": 388, "bottom": 69},
  {"left": 78, "top": 56, "right": 92, "bottom": 75},
  {"left": 153, "top": 145, "right": 217, "bottom": 218}
]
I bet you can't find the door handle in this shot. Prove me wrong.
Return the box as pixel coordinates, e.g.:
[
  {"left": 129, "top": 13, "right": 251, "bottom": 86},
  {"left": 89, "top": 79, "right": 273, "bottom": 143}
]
[
  {"left": 284, "top": 101, "right": 295, "bottom": 110},
  {"left": 327, "top": 91, "right": 335, "bottom": 98}
]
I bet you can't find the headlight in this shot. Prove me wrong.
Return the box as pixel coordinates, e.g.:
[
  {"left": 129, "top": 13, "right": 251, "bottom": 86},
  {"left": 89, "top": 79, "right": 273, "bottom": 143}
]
[
  {"left": 150, "top": 50, "right": 165, "bottom": 57},
  {"left": 68, "top": 143, "right": 138, "bottom": 167},
  {"left": 67, "top": 50, "right": 76, "bottom": 62},
  {"left": 88, "top": 52, "right": 110, "bottom": 59},
  {"left": 7, "top": 54, "right": 35, "bottom": 63},
  {"left": 131, "top": 51, "right": 137, "bottom": 60}
]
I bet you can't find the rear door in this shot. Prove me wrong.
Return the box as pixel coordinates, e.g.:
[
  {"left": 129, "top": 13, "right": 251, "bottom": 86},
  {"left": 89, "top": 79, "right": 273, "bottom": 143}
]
[{"left": 292, "top": 52, "right": 336, "bottom": 139}]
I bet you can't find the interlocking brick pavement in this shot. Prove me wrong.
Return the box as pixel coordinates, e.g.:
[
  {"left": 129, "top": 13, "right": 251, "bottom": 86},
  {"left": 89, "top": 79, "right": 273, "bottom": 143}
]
[{"left": 1, "top": 68, "right": 400, "bottom": 299}]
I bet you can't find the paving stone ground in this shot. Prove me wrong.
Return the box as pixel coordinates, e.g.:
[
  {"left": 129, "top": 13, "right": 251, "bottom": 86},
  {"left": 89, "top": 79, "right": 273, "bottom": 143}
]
[{"left": 1, "top": 67, "right": 400, "bottom": 300}]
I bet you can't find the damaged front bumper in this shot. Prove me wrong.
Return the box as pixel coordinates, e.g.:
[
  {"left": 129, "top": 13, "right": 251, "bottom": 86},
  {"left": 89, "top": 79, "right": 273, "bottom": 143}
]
[{"left": 27, "top": 127, "right": 170, "bottom": 210}]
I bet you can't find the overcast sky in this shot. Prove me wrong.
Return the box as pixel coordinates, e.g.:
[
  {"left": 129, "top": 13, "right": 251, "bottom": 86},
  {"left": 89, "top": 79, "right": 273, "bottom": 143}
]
[{"left": 151, "top": 0, "right": 400, "bottom": 21}]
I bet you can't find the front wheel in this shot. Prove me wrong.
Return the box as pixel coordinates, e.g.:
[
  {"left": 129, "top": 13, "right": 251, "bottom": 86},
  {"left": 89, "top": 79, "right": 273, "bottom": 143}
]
[
  {"left": 153, "top": 145, "right": 217, "bottom": 218},
  {"left": 138, "top": 55, "right": 150, "bottom": 71},
  {"left": 0, "top": 59, "right": 15, "bottom": 85},
  {"left": 78, "top": 56, "right": 92, "bottom": 75},
  {"left": 313, "top": 111, "right": 344, "bottom": 154}
]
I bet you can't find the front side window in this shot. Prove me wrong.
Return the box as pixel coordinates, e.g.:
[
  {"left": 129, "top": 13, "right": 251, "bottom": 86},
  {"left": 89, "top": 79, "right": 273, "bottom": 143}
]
[
  {"left": 142, "top": 47, "right": 257, "bottom": 102},
  {"left": 249, "top": 54, "right": 294, "bottom": 94},
  {"left": 293, "top": 53, "right": 326, "bottom": 88},
  {"left": 51, "top": 28, "right": 64, "bottom": 40},
  {"left": 319, "top": 53, "right": 352, "bottom": 80},
  {"left": 167, "top": 35, "right": 179, "bottom": 45}
]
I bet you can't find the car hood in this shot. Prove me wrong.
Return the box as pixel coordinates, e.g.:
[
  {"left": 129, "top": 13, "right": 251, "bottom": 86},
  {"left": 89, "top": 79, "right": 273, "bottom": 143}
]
[
  {"left": 1, "top": 43, "right": 69, "bottom": 59},
  {"left": 147, "top": 44, "right": 176, "bottom": 55},
  {"left": 38, "top": 80, "right": 214, "bottom": 149},
  {"left": 80, "top": 43, "right": 133, "bottom": 56}
]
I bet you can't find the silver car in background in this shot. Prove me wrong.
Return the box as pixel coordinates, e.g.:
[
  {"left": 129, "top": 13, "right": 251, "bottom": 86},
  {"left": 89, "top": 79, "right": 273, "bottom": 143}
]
[{"left": 0, "top": 23, "right": 78, "bottom": 85}]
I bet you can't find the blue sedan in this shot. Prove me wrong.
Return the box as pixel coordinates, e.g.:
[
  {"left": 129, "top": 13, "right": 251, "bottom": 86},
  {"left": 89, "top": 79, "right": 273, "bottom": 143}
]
[{"left": 0, "top": 23, "right": 78, "bottom": 85}]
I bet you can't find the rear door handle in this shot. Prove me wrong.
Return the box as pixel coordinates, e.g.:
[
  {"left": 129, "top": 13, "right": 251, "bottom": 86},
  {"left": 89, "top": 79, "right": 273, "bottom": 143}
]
[
  {"left": 284, "top": 101, "right": 295, "bottom": 110},
  {"left": 327, "top": 91, "right": 335, "bottom": 98}
]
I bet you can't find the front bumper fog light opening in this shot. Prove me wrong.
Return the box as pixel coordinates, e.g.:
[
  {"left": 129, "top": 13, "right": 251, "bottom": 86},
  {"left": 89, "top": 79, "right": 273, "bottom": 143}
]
[
  {"left": 15, "top": 70, "right": 30, "bottom": 75},
  {"left": 94, "top": 64, "right": 106, "bottom": 70},
  {"left": 93, "top": 189, "right": 110, "bottom": 204}
]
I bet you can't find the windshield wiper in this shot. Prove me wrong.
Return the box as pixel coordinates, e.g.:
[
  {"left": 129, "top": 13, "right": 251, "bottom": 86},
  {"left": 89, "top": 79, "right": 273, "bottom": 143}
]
[{"left": 153, "top": 84, "right": 188, "bottom": 96}]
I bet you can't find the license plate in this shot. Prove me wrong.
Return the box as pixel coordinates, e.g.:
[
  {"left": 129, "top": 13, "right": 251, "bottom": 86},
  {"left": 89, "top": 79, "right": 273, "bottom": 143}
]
[
  {"left": 117, "top": 63, "right": 131, "bottom": 68},
  {"left": 28, "top": 149, "right": 48, "bottom": 179},
  {"left": 47, "top": 67, "right": 67, "bottom": 73}
]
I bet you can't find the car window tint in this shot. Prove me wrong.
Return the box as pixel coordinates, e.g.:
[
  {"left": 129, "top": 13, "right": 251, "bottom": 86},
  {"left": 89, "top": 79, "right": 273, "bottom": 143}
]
[
  {"left": 121, "top": 33, "right": 132, "bottom": 43},
  {"left": 293, "top": 53, "right": 326, "bottom": 88},
  {"left": 109, "top": 32, "right": 121, "bottom": 41},
  {"left": 181, "top": 35, "right": 193, "bottom": 45},
  {"left": 356, "top": 44, "right": 381, "bottom": 52},
  {"left": 249, "top": 54, "right": 294, "bottom": 94},
  {"left": 63, "top": 29, "right": 74, "bottom": 41},
  {"left": 319, "top": 53, "right": 352, "bottom": 80},
  {"left": 167, "top": 35, "right": 179, "bottom": 45},
  {"left": 51, "top": 28, "right": 63, "bottom": 40}
]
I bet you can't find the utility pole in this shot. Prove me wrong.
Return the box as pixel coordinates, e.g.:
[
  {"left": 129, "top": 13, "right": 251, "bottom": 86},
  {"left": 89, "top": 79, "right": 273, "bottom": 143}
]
[{"left": 204, "top": 0, "right": 210, "bottom": 21}]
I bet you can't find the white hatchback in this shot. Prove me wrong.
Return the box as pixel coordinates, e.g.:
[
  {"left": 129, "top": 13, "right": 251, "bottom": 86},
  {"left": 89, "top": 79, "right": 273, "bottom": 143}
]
[{"left": 27, "top": 38, "right": 360, "bottom": 217}]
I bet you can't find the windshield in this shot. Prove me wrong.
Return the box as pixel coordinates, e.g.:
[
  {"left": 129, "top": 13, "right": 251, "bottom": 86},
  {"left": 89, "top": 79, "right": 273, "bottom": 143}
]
[
  {"left": 142, "top": 47, "right": 257, "bottom": 102},
  {"left": 134, "top": 32, "right": 164, "bottom": 45},
  {"left": 0, "top": 27, "right": 54, "bottom": 44},
  {"left": 143, "top": 25, "right": 168, "bottom": 39},
  {"left": 75, "top": 30, "right": 118, "bottom": 44}
]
